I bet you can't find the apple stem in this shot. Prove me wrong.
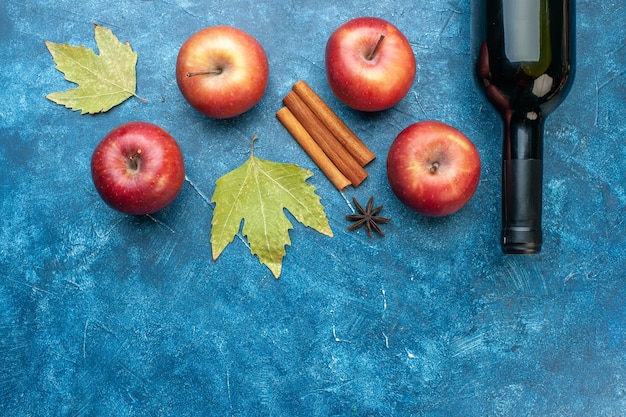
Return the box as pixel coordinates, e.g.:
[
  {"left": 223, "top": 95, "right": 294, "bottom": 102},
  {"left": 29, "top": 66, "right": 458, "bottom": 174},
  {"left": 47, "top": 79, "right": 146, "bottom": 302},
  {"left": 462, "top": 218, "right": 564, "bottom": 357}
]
[
  {"left": 367, "top": 35, "right": 385, "bottom": 61},
  {"left": 127, "top": 149, "right": 142, "bottom": 172},
  {"left": 186, "top": 69, "right": 223, "bottom": 77},
  {"left": 430, "top": 162, "right": 440, "bottom": 174}
]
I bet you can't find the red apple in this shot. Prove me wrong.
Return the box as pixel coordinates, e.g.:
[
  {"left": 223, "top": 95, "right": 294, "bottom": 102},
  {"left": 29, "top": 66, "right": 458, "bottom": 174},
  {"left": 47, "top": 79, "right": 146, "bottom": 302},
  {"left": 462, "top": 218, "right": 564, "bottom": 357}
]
[
  {"left": 91, "top": 122, "right": 185, "bottom": 215},
  {"left": 325, "top": 16, "right": 416, "bottom": 112},
  {"left": 176, "top": 26, "right": 269, "bottom": 119},
  {"left": 386, "top": 121, "right": 481, "bottom": 217}
]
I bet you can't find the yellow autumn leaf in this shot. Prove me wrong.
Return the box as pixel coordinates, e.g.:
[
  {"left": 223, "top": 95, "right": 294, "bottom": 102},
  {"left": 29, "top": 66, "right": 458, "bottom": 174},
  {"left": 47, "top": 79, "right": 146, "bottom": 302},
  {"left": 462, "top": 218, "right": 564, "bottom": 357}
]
[
  {"left": 211, "top": 136, "right": 333, "bottom": 278},
  {"left": 45, "top": 24, "right": 143, "bottom": 114}
]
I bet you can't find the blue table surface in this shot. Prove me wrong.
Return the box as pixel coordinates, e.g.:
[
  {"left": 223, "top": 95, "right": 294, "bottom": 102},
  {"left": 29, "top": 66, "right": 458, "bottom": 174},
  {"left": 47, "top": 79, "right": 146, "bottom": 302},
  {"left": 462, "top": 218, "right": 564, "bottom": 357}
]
[{"left": 1, "top": 1, "right": 625, "bottom": 415}]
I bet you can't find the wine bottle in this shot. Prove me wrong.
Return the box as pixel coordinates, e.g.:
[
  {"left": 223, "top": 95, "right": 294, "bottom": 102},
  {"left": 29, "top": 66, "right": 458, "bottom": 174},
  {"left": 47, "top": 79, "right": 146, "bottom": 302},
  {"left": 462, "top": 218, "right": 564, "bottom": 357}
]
[{"left": 472, "top": 0, "right": 575, "bottom": 254}]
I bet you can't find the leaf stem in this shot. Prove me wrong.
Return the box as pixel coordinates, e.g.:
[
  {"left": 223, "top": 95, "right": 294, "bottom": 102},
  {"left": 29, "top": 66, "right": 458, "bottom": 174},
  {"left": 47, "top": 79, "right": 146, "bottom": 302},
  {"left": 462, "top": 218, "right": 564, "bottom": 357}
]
[
  {"left": 133, "top": 93, "right": 147, "bottom": 103},
  {"left": 249, "top": 134, "right": 259, "bottom": 157}
]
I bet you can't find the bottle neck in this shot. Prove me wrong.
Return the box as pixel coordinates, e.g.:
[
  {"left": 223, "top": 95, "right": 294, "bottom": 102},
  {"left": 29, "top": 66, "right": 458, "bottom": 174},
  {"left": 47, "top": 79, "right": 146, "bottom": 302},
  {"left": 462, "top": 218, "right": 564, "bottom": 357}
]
[
  {"left": 501, "top": 110, "right": 545, "bottom": 254},
  {"left": 504, "top": 110, "right": 543, "bottom": 160}
]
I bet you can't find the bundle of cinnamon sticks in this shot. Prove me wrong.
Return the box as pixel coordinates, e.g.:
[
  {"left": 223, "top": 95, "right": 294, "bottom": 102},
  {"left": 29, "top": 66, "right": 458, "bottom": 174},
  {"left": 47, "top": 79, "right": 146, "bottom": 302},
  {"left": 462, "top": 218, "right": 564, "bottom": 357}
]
[{"left": 277, "top": 80, "right": 376, "bottom": 191}]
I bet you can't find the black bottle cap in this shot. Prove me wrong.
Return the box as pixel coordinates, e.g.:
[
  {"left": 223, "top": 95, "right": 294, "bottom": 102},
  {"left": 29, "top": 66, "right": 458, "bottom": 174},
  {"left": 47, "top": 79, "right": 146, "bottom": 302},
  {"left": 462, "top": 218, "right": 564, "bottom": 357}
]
[
  {"left": 502, "top": 227, "right": 542, "bottom": 254},
  {"left": 502, "top": 159, "right": 543, "bottom": 254}
]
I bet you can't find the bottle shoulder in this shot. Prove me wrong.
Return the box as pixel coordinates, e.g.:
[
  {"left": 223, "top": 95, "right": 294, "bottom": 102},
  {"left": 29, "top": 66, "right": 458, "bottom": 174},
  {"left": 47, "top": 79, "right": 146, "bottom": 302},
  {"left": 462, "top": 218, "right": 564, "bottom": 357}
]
[
  {"left": 473, "top": 0, "right": 575, "bottom": 115},
  {"left": 476, "top": 40, "right": 574, "bottom": 115}
]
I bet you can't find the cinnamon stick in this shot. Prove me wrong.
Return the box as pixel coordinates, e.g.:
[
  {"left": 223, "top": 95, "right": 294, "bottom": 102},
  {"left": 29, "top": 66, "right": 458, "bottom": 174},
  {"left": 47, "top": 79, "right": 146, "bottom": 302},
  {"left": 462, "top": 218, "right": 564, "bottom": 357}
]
[
  {"left": 292, "top": 80, "right": 375, "bottom": 167},
  {"left": 283, "top": 91, "right": 368, "bottom": 187},
  {"left": 276, "top": 107, "right": 351, "bottom": 191}
]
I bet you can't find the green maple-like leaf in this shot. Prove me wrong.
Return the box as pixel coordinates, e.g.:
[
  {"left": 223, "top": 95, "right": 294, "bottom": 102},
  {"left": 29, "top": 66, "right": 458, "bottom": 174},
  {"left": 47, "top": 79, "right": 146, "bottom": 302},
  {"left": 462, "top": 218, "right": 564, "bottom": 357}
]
[
  {"left": 211, "top": 136, "right": 333, "bottom": 279},
  {"left": 45, "top": 24, "right": 143, "bottom": 114}
]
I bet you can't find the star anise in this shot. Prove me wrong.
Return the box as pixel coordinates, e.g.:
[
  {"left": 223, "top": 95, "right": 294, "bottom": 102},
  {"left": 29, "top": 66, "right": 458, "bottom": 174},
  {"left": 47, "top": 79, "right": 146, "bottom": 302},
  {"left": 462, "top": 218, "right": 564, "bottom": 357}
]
[{"left": 345, "top": 196, "right": 390, "bottom": 238}]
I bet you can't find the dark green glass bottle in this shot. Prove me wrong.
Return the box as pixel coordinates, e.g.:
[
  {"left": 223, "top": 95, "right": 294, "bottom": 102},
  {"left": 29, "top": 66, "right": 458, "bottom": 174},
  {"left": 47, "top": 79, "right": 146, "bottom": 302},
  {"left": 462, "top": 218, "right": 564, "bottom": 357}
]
[{"left": 472, "top": 0, "right": 575, "bottom": 253}]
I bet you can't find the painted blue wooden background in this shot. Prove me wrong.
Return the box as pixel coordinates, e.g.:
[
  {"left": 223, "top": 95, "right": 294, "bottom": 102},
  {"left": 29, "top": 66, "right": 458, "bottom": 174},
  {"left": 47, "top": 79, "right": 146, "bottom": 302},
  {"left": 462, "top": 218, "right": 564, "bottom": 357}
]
[{"left": 1, "top": 0, "right": 625, "bottom": 415}]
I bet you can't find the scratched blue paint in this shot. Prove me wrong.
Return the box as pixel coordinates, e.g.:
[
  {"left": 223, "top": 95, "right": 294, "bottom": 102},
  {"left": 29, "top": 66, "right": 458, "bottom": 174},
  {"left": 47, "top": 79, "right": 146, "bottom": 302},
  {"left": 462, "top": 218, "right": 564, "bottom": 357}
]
[{"left": 1, "top": 0, "right": 625, "bottom": 415}]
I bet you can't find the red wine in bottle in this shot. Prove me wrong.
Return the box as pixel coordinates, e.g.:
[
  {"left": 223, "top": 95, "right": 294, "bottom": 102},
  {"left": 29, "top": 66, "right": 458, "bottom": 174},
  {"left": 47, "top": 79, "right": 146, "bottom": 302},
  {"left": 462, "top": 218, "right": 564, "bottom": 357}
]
[{"left": 473, "top": 0, "right": 575, "bottom": 254}]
